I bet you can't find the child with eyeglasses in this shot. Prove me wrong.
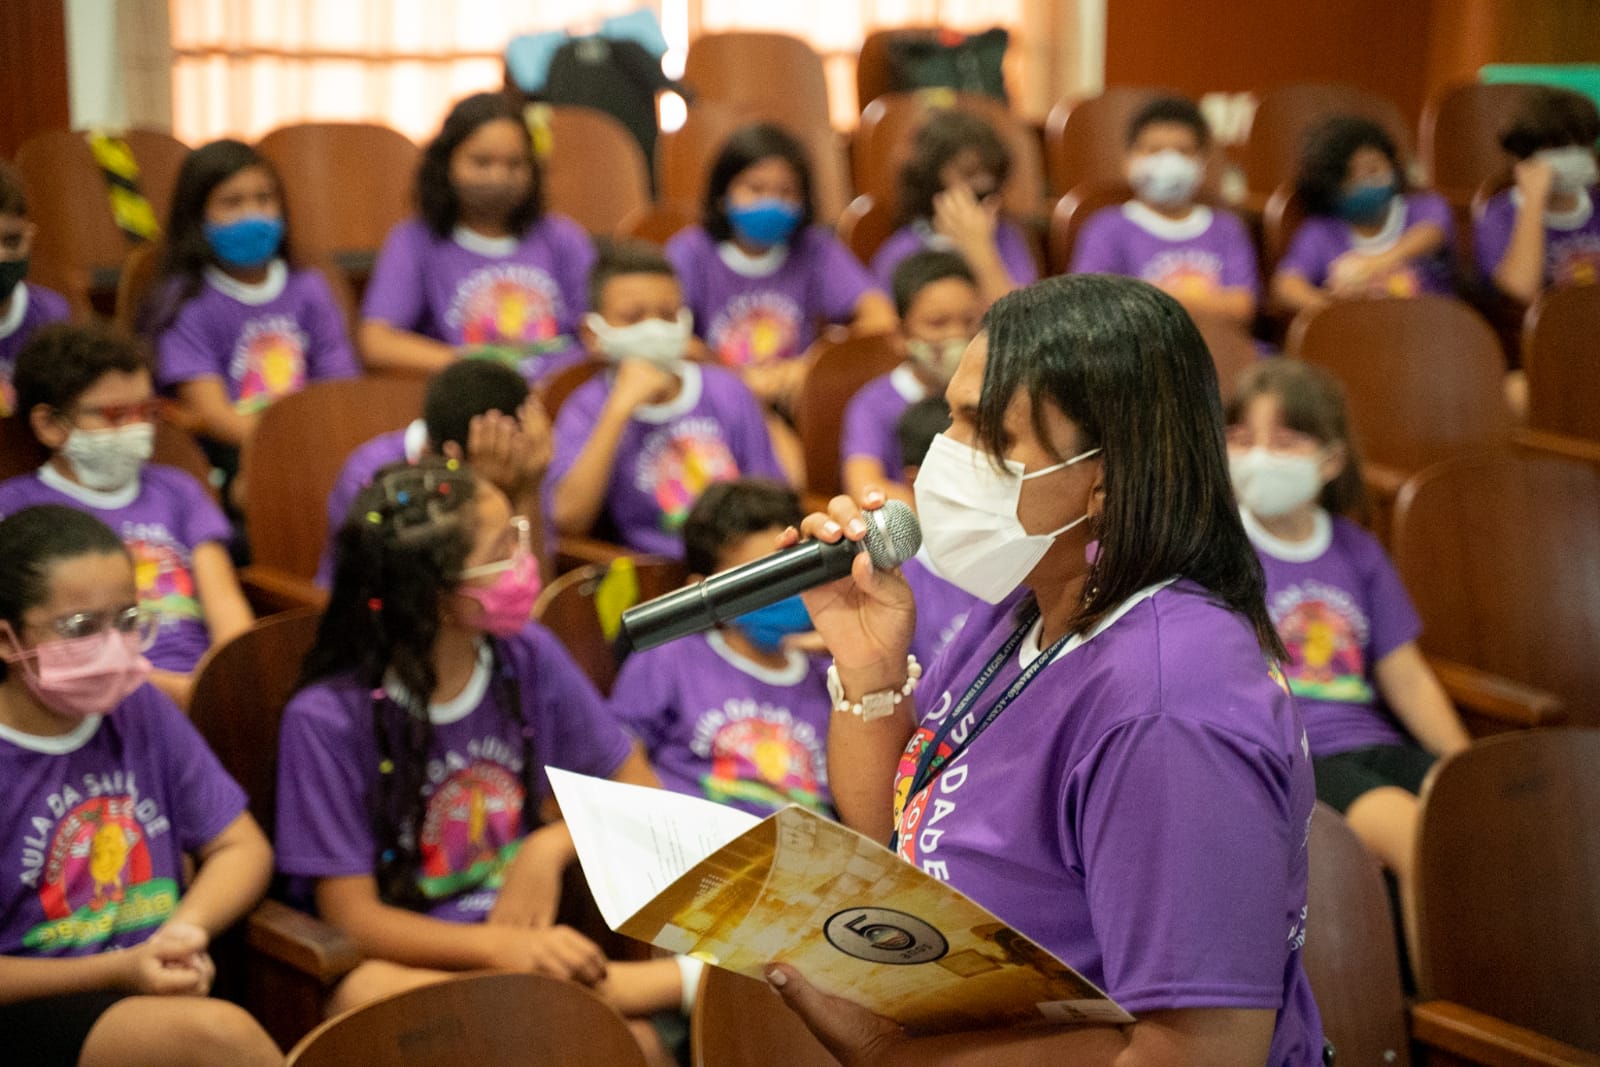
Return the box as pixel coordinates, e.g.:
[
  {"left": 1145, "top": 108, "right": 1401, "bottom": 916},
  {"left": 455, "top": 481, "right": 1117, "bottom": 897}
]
[
  {"left": 0, "top": 323, "right": 254, "bottom": 710},
  {"left": 0, "top": 504, "right": 278, "bottom": 1067}
]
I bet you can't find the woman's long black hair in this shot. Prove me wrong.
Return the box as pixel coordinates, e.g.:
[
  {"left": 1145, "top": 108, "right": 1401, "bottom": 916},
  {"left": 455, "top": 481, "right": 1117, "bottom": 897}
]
[
  {"left": 978, "top": 274, "right": 1286, "bottom": 660},
  {"left": 417, "top": 92, "right": 543, "bottom": 240},
  {"left": 138, "top": 139, "right": 296, "bottom": 337},
  {"left": 298, "top": 457, "right": 540, "bottom": 909}
]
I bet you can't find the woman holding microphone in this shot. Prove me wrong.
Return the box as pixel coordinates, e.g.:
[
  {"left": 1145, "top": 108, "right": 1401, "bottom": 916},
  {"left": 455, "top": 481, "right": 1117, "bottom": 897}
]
[{"left": 766, "top": 275, "right": 1323, "bottom": 1066}]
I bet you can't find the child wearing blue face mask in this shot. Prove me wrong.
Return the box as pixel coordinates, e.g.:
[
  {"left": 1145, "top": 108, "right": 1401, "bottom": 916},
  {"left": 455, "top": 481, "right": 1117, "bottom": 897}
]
[
  {"left": 1272, "top": 116, "right": 1456, "bottom": 316},
  {"left": 609, "top": 478, "right": 836, "bottom": 817},
  {"left": 665, "top": 123, "right": 896, "bottom": 415},
  {"left": 139, "top": 140, "right": 358, "bottom": 500}
]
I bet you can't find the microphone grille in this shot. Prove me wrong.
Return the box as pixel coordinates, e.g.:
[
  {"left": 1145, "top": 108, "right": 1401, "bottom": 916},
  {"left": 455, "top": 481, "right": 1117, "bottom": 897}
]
[{"left": 862, "top": 500, "right": 922, "bottom": 569}]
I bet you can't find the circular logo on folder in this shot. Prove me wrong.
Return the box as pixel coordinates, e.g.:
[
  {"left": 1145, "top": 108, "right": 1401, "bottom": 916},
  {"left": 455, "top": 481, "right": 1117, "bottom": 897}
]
[{"left": 824, "top": 907, "right": 948, "bottom": 965}]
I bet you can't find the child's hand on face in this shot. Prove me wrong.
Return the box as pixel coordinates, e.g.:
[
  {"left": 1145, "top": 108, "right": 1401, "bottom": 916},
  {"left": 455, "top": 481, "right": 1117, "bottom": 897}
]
[
  {"left": 453, "top": 402, "right": 552, "bottom": 498},
  {"left": 609, "top": 360, "right": 678, "bottom": 413},
  {"left": 1514, "top": 156, "right": 1555, "bottom": 206},
  {"left": 932, "top": 185, "right": 999, "bottom": 256}
]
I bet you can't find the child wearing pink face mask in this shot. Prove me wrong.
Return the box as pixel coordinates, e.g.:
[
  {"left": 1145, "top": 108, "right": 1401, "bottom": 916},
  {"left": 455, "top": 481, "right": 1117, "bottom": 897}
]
[
  {"left": 275, "top": 456, "right": 693, "bottom": 1065},
  {"left": 0, "top": 505, "right": 278, "bottom": 1067}
]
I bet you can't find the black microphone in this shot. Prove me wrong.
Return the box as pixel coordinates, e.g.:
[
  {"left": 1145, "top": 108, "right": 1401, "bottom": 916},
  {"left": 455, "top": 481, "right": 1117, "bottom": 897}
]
[{"left": 619, "top": 500, "right": 922, "bottom": 652}]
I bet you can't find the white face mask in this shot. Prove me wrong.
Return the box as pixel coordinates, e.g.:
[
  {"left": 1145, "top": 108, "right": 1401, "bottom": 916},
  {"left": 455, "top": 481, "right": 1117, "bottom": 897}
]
[
  {"left": 586, "top": 309, "right": 693, "bottom": 365},
  {"left": 1129, "top": 150, "right": 1203, "bottom": 207},
  {"left": 905, "top": 337, "right": 968, "bottom": 383},
  {"left": 1535, "top": 146, "right": 1600, "bottom": 196},
  {"left": 913, "top": 433, "right": 1101, "bottom": 604},
  {"left": 61, "top": 423, "right": 154, "bottom": 492},
  {"left": 1229, "top": 447, "right": 1324, "bottom": 519}
]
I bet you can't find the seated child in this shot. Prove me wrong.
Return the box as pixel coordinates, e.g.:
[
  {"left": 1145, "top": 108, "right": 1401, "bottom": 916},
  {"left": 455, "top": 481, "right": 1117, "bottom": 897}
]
[
  {"left": 893, "top": 396, "right": 978, "bottom": 670},
  {"left": 1225, "top": 357, "right": 1470, "bottom": 952},
  {"left": 869, "top": 109, "right": 1039, "bottom": 305},
  {"left": 0, "top": 162, "right": 71, "bottom": 416},
  {"left": 549, "top": 241, "right": 784, "bottom": 558},
  {"left": 1272, "top": 116, "right": 1456, "bottom": 315},
  {"left": 317, "top": 358, "right": 551, "bottom": 585},
  {"left": 1476, "top": 87, "right": 1600, "bottom": 306},
  {"left": 841, "top": 251, "right": 981, "bottom": 504},
  {"left": 276, "top": 457, "right": 690, "bottom": 1061},
  {"left": 361, "top": 92, "right": 595, "bottom": 381},
  {"left": 610, "top": 479, "right": 834, "bottom": 816},
  {"left": 0, "top": 324, "right": 254, "bottom": 709},
  {"left": 0, "top": 505, "right": 277, "bottom": 1067},
  {"left": 1071, "top": 96, "right": 1259, "bottom": 326},
  {"left": 141, "top": 139, "right": 359, "bottom": 490}
]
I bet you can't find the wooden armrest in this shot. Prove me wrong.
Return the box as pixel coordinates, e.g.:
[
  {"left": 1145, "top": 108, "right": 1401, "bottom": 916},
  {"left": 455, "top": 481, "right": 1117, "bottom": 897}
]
[
  {"left": 245, "top": 899, "right": 362, "bottom": 984},
  {"left": 1361, "top": 461, "right": 1410, "bottom": 501},
  {"left": 238, "top": 566, "right": 329, "bottom": 614},
  {"left": 1411, "top": 1000, "right": 1600, "bottom": 1067},
  {"left": 1514, "top": 428, "right": 1600, "bottom": 466},
  {"left": 555, "top": 534, "right": 631, "bottom": 572},
  {"left": 1427, "top": 655, "right": 1566, "bottom": 728}
]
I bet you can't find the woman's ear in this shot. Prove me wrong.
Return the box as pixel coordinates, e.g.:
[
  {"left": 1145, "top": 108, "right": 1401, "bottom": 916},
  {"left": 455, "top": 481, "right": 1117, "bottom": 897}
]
[
  {"left": 1087, "top": 458, "right": 1107, "bottom": 519},
  {"left": 1319, "top": 440, "right": 1348, "bottom": 485}
]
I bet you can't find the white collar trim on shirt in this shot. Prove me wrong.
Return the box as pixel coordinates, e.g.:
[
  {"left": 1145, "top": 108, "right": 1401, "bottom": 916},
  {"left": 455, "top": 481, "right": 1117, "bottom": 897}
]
[
  {"left": 1121, "top": 200, "right": 1214, "bottom": 241},
  {"left": 0, "top": 281, "right": 30, "bottom": 339},
  {"left": 632, "top": 361, "right": 702, "bottom": 424},
  {"left": 716, "top": 240, "right": 789, "bottom": 278},
  {"left": 707, "top": 629, "right": 809, "bottom": 686},
  {"left": 37, "top": 460, "right": 141, "bottom": 510},
  {"left": 402, "top": 418, "right": 429, "bottom": 462},
  {"left": 1348, "top": 197, "right": 1406, "bottom": 253},
  {"left": 1019, "top": 577, "right": 1180, "bottom": 667},
  {"left": 452, "top": 225, "right": 520, "bottom": 258},
  {"left": 0, "top": 713, "right": 103, "bottom": 754},
  {"left": 1240, "top": 506, "right": 1333, "bottom": 563},
  {"left": 889, "top": 363, "right": 929, "bottom": 404},
  {"left": 385, "top": 641, "right": 492, "bottom": 725},
  {"left": 1512, "top": 186, "right": 1597, "bottom": 231},
  {"left": 203, "top": 258, "right": 288, "bottom": 305}
]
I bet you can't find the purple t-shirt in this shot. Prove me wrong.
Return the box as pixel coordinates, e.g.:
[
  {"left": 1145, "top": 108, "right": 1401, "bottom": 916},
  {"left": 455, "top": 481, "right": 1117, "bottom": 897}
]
[
  {"left": 1474, "top": 186, "right": 1600, "bottom": 289},
  {"left": 1277, "top": 192, "right": 1456, "bottom": 297},
  {"left": 840, "top": 365, "right": 930, "bottom": 486},
  {"left": 901, "top": 554, "right": 976, "bottom": 673},
  {"left": 154, "top": 261, "right": 359, "bottom": 413},
  {"left": 892, "top": 581, "right": 1321, "bottom": 1063},
  {"left": 0, "top": 465, "right": 232, "bottom": 673},
  {"left": 363, "top": 216, "right": 594, "bottom": 379},
  {"left": 314, "top": 423, "right": 420, "bottom": 588},
  {"left": 1071, "top": 202, "right": 1260, "bottom": 298},
  {"left": 665, "top": 226, "right": 880, "bottom": 367},
  {"left": 1245, "top": 510, "right": 1419, "bottom": 757},
  {"left": 0, "top": 685, "right": 247, "bottom": 957},
  {"left": 869, "top": 219, "right": 1040, "bottom": 292},
  {"left": 547, "top": 363, "right": 783, "bottom": 557},
  {"left": 610, "top": 631, "right": 833, "bottom": 816},
  {"left": 0, "top": 283, "right": 72, "bottom": 418},
  {"left": 275, "top": 626, "right": 635, "bottom": 923}
]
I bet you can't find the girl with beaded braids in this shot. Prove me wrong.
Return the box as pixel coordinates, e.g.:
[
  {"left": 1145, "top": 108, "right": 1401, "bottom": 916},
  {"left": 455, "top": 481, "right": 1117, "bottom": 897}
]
[{"left": 273, "top": 457, "right": 686, "bottom": 1061}]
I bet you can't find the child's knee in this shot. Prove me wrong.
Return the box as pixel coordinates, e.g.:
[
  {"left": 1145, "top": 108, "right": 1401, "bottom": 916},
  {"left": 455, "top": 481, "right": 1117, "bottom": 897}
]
[{"left": 169, "top": 1000, "right": 279, "bottom": 1066}]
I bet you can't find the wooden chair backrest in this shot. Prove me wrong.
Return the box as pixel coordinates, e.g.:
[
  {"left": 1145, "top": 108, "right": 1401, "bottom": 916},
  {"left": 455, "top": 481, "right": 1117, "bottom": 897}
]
[
  {"left": 794, "top": 332, "right": 902, "bottom": 498},
  {"left": 255, "top": 122, "right": 419, "bottom": 267},
  {"left": 14, "top": 129, "right": 130, "bottom": 315},
  {"left": 616, "top": 199, "right": 701, "bottom": 246},
  {"left": 120, "top": 127, "right": 192, "bottom": 230},
  {"left": 1260, "top": 181, "right": 1309, "bottom": 281},
  {"left": 1286, "top": 296, "right": 1511, "bottom": 474},
  {"left": 543, "top": 105, "right": 652, "bottom": 236},
  {"left": 1243, "top": 84, "right": 1413, "bottom": 199},
  {"left": 683, "top": 32, "right": 832, "bottom": 134},
  {"left": 835, "top": 194, "right": 896, "bottom": 266},
  {"left": 1524, "top": 283, "right": 1600, "bottom": 443},
  {"left": 1189, "top": 311, "right": 1264, "bottom": 403},
  {"left": 1044, "top": 87, "right": 1174, "bottom": 196},
  {"left": 1419, "top": 82, "right": 1583, "bottom": 199},
  {"left": 691, "top": 967, "right": 840, "bottom": 1067},
  {"left": 242, "top": 375, "right": 427, "bottom": 581},
  {"left": 286, "top": 971, "right": 649, "bottom": 1067},
  {"left": 1412, "top": 728, "right": 1600, "bottom": 1051},
  {"left": 855, "top": 27, "right": 939, "bottom": 115},
  {"left": 534, "top": 556, "right": 689, "bottom": 695},
  {"left": 0, "top": 413, "right": 219, "bottom": 503},
  {"left": 1391, "top": 450, "right": 1600, "bottom": 730},
  {"left": 189, "top": 608, "right": 323, "bottom": 839},
  {"left": 852, "top": 91, "right": 1046, "bottom": 223},
  {"left": 1046, "top": 180, "right": 1133, "bottom": 274},
  {"left": 1304, "top": 802, "right": 1412, "bottom": 1067}
]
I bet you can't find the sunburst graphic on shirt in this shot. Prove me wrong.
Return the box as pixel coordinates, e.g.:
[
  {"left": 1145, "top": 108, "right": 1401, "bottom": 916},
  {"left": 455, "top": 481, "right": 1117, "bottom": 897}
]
[
  {"left": 128, "top": 536, "right": 201, "bottom": 624},
  {"left": 416, "top": 760, "right": 525, "bottom": 900},
  {"left": 647, "top": 430, "right": 740, "bottom": 531},
  {"left": 231, "top": 314, "right": 307, "bottom": 414},
  {"left": 451, "top": 265, "right": 561, "bottom": 348},
  {"left": 1272, "top": 586, "right": 1374, "bottom": 704},
  {"left": 1552, "top": 241, "right": 1600, "bottom": 288},
  {"left": 708, "top": 292, "right": 802, "bottom": 367}
]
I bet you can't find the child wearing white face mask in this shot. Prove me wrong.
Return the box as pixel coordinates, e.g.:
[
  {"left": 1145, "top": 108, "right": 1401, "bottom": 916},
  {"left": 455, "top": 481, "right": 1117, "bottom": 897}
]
[
  {"left": 1226, "top": 357, "right": 1468, "bottom": 957},
  {"left": 0, "top": 324, "right": 253, "bottom": 711},
  {"left": 1071, "top": 97, "right": 1259, "bottom": 327},
  {"left": 547, "top": 242, "right": 785, "bottom": 557}
]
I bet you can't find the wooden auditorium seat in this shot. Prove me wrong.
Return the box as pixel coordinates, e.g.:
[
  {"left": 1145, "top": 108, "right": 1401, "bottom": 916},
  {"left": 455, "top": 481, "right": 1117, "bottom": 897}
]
[
  {"left": 855, "top": 27, "right": 940, "bottom": 114},
  {"left": 1241, "top": 84, "right": 1413, "bottom": 209},
  {"left": 1391, "top": 450, "right": 1594, "bottom": 734},
  {"left": 13, "top": 129, "right": 136, "bottom": 316},
  {"left": 683, "top": 31, "right": 833, "bottom": 135},
  {"left": 1419, "top": 82, "right": 1582, "bottom": 203},
  {"left": 533, "top": 555, "right": 687, "bottom": 695},
  {"left": 285, "top": 972, "right": 648, "bottom": 1067},
  {"left": 835, "top": 193, "right": 898, "bottom": 266},
  {"left": 1522, "top": 283, "right": 1600, "bottom": 446},
  {"left": 118, "top": 127, "right": 191, "bottom": 229},
  {"left": 793, "top": 332, "right": 902, "bottom": 500},
  {"left": 1046, "top": 180, "right": 1133, "bottom": 275},
  {"left": 540, "top": 105, "right": 652, "bottom": 237},
  {"left": 1409, "top": 728, "right": 1600, "bottom": 1065},
  {"left": 691, "top": 967, "right": 839, "bottom": 1067}
]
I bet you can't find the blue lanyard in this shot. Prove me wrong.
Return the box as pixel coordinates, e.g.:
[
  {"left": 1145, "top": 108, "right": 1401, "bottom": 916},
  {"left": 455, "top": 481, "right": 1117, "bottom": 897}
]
[{"left": 890, "top": 604, "right": 1074, "bottom": 851}]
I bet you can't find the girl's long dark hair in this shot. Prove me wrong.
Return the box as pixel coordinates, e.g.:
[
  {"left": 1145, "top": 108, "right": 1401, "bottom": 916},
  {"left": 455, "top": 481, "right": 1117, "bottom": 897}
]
[
  {"left": 978, "top": 275, "right": 1286, "bottom": 660},
  {"left": 417, "top": 92, "right": 543, "bottom": 240},
  {"left": 138, "top": 139, "right": 296, "bottom": 337},
  {"left": 701, "top": 122, "right": 816, "bottom": 243},
  {"left": 1225, "top": 357, "right": 1368, "bottom": 521},
  {"left": 298, "top": 457, "right": 540, "bottom": 909}
]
